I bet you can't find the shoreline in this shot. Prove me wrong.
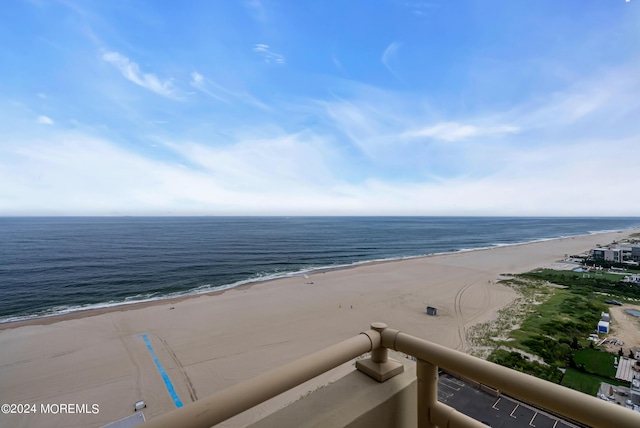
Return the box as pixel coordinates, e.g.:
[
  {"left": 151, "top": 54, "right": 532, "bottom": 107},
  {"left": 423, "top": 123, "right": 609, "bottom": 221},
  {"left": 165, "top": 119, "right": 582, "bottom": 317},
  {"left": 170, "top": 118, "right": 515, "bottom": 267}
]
[
  {"left": 1, "top": 227, "right": 634, "bottom": 329},
  {"left": 1, "top": 227, "right": 639, "bottom": 427}
]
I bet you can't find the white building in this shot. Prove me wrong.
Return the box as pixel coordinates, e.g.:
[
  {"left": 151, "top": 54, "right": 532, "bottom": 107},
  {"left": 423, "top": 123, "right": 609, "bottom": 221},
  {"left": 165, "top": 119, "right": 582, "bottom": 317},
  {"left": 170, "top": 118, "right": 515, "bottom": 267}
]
[{"left": 592, "top": 248, "right": 623, "bottom": 263}]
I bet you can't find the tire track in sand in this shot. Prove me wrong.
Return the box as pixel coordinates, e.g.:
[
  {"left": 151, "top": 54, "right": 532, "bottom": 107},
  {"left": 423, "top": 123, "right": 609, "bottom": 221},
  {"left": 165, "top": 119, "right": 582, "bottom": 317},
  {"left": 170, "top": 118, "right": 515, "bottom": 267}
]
[
  {"left": 453, "top": 280, "right": 476, "bottom": 351},
  {"left": 156, "top": 335, "right": 198, "bottom": 402}
]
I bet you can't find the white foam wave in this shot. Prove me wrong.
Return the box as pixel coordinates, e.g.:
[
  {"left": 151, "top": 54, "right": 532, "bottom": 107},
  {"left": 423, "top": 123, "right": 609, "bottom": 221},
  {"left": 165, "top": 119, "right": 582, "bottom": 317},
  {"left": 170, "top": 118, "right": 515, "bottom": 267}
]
[{"left": 2, "top": 226, "right": 636, "bottom": 324}]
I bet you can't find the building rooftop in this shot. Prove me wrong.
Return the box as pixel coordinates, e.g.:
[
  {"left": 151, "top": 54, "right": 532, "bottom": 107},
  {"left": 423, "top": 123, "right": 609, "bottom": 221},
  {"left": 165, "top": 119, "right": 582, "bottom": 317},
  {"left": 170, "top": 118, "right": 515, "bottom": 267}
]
[{"left": 616, "top": 357, "right": 639, "bottom": 382}]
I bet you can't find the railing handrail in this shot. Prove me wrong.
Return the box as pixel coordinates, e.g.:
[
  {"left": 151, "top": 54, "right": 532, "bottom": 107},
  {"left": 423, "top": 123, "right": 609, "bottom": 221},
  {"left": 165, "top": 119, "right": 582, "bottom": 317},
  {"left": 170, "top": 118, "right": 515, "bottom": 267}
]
[
  {"left": 139, "top": 323, "right": 640, "bottom": 428},
  {"left": 141, "top": 330, "right": 378, "bottom": 428},
  {"left": 382, "top": 327, "right": 640, "bottom": 428}
]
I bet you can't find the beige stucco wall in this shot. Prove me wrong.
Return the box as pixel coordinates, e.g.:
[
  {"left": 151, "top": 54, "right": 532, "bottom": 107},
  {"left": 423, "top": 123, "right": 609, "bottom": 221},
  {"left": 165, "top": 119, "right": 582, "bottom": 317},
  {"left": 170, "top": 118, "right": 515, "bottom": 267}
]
[{"left": 248, "top": 357, "right": 417, "bottom": 428}]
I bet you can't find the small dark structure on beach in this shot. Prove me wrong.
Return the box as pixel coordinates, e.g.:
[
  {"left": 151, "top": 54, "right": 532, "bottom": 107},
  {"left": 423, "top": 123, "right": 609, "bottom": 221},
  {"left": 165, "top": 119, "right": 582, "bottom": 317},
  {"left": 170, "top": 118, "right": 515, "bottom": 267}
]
[{"left": 426, "top": 306, "right": 437, "bottom": 316}]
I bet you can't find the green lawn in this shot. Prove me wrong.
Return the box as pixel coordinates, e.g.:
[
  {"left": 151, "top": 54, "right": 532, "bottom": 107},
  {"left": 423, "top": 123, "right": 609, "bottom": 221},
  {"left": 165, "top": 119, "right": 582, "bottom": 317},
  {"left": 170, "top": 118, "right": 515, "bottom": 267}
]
[
  {"left": 573, "top": 348, "right": 616, "bottom": 378},
  {"left": 561, "top": 368, "right": 601, "bottom": 395},
  {"left": 561, "top": 368, "right": 628, "bottom": 396},
  {"left": 503, "top": 288, "right": 605, "bottom": 366},
  {"left": 521, "top": 269, "right": 640, "bottom": 300}
]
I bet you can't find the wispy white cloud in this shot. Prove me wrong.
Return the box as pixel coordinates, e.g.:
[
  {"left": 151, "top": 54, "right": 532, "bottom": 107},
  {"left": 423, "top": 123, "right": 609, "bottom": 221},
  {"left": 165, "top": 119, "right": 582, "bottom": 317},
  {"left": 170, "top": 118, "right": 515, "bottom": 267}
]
[
  {"left": 190, "top": 71, "right": 271, "bottom": 110},
  {"left": 322, "top": 98, "right": 395, "bottom": 158},
  {"left": 190, "top": 72, "right": 228, "bottom": 102},
  {"left": 0, "top": 125, "right": 345, "bottom": 215},
  {"left": 403, "top": 122, "right": 520, "bottom": 142},
  {"left": 253, "top": 44, "right": 285, "bottom": 64},
  {"left": 5, "top": 0, "right": 640, "bottom": 216},
  {"left": 102, "top": 51, "right": 178, "bottom": 98},
  {"left": 381, "top": 42, "right": 402, "bottom": 75},
  {"left": 165, "top": 132, "right": 337, "bottom": 191},
  {"left": 0, "top": 131, "right": 232, "bottom": 215},
  {"left": 37, "top": 115, "right": 54, "bottom": 125},
  {"left": 513, "top": 67, "right": 640, "bottom": 130},
  {"left": 320, "top": 95, "right": 523, "bottom": 180},
  {"left": 2, "top": 115, "right": 639, "bottom": 216},
  {"left": 318, "top": 61, "right": 640, "bottom": 188}
]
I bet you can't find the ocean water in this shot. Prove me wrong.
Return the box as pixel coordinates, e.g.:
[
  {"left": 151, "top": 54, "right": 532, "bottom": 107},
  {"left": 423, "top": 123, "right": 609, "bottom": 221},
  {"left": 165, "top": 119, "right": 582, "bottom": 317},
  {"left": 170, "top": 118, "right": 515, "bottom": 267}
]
[{"left": 1, "top": 217, "right": 639, "bottom": 323}]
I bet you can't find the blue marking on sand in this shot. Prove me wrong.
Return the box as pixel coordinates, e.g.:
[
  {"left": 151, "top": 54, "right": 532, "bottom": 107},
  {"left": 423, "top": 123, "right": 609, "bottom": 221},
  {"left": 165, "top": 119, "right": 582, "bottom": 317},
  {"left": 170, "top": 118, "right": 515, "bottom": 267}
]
[{"left": 140, "top": 334, "right": 183, "bottom": 408}]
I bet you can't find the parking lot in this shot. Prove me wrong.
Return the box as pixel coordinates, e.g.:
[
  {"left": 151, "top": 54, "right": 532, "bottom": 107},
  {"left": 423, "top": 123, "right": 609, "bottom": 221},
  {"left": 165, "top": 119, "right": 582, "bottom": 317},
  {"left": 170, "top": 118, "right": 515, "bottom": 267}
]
[{"left": 438, "top": 373, "right": 580, "bottom": 428}]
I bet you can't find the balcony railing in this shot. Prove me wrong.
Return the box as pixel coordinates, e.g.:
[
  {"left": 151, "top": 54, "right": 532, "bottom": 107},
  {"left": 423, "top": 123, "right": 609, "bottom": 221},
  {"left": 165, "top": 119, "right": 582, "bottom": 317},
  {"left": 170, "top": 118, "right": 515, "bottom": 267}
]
[{"left": 141, "top": 322, "right": 640, "bottom": 428}]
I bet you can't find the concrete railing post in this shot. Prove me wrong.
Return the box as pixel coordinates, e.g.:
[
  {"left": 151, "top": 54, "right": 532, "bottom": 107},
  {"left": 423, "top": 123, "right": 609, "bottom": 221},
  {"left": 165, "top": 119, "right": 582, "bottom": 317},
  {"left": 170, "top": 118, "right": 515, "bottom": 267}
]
[
  {"left": 356, "top": 322, "right": 404, "bottom": 382},
  {"left": 370, "top": 322, "right": 389, "bottom": 364},
  {"left": 417, "top": 359, "right": 438, "bottom": 428}
]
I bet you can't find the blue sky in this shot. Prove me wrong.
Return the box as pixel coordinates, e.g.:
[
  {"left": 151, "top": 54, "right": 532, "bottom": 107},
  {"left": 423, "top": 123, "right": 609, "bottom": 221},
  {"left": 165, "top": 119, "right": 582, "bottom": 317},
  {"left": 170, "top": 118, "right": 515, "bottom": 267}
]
[{"left": 1, "top": 0, "right": 639, "bottom": 215}]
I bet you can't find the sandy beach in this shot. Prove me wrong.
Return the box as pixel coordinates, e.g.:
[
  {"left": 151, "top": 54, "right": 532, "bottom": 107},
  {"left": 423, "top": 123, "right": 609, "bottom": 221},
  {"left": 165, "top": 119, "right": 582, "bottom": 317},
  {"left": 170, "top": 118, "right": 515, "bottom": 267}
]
[{"left": 0, "top": 229, "right": 638, "bottom": 427}]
